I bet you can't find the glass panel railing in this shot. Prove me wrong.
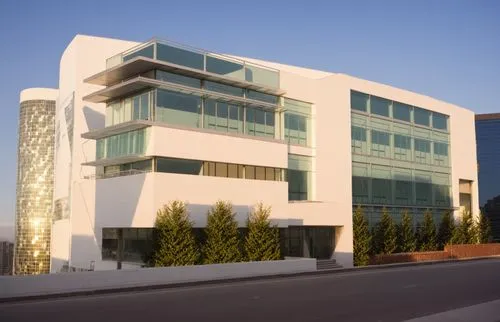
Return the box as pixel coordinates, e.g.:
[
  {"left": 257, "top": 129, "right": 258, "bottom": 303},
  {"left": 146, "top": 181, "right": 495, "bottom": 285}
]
[{"left": 105, "top": 39, "right": 281, "bottom": 89}]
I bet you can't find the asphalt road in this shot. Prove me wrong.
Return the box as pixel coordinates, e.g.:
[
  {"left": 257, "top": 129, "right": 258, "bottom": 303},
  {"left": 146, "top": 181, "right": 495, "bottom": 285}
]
[{"left": 1, "top": 260, "right": 500, "bottom": 322}]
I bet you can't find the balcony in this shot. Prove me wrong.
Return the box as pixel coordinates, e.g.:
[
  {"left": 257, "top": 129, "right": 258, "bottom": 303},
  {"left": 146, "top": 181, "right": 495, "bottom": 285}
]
[{"left": 84, "top": 39, "right": 285, "bottom": 96}]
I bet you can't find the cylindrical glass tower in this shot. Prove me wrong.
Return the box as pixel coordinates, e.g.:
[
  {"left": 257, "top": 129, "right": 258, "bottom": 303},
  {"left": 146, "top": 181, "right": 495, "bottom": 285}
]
[{"left": 15, "top": 88, "right": 57, "bottom": 275}]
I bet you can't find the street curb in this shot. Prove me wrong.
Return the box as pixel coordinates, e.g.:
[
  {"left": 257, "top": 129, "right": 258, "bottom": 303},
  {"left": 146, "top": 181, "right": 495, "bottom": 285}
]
[{"left": 1, "top": 256, "right": 499, "bottom": 304}]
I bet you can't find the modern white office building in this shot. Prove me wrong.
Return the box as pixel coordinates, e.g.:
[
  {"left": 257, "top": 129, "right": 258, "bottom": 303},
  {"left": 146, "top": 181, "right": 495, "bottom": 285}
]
[{"left": 20, "top": 35, "right": 478, "bottom": 272}]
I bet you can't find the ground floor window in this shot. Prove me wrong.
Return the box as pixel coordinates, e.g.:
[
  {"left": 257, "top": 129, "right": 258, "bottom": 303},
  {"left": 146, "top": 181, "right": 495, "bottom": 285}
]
[{"left": 102, "top": 226, "right": 336, "bottom": 264}]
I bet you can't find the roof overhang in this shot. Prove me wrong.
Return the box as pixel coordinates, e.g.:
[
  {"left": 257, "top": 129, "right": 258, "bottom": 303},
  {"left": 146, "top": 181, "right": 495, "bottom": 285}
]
[
  {"left": 82, "top": 155, "right": 150, "bottom": 167},
  {"left": 84, "top": 56, "right": 286, "bottom": 96},
  {"left": 81, "top": 120, "right": 152, "bottom": 140},
  {"left": 83, "top": 77, "right": 283, "bottom": 111}
]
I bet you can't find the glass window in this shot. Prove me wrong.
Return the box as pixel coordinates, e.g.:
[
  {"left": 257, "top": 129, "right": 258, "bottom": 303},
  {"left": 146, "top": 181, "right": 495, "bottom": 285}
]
[
  {"left": 245, "top": 64, "right": 279, "bottom": 88},
  {"left": 228, "top": 105, "right": 243, "bottom": 133},
  {"left": 286, "top": 113, "right": 308, "bottom": 146},
  {"left": 206, "top": 55, "right": 244, "bottom": 80},
  {"left": 395, "top": 180, "right": 412, "bottom": 205},
  {"left": 98, "top": 129, "right": 148, "bottom": 160},
  {"left": 205, "top": 81, "right": 244, "bottom": 97},
  {"left": 434, "top": 142, "right": 448, "bottom": 156},
  {"left": 156, "top": 89, "right": 201, "bottom": 128},
  {"left": 414, "top": 107, "right": 431, "bottom": 127},
  {"left": 245, "top": 165, "right": 255, "bottom": 179},
  {"left": 245, "top": 108, "right": 255, "bottom": 135},
  {"left": 371, "top": 130, "right": 390, "bottom": 145},
  {"left": 414, "top": 139, "right": 430, "bottom": 152},
  {"left": 288, "top": 170, "right": 309, "bottom": 200},
  {"left": 156, "top": 70, "right": 201, "bottom": 88},
  {"left": 228, "top": 164, "right": 239, "bottom": 178},
  {"left": 416, "top": 182, "right": 432, "bottom": 206},
  {"left": 370, "top": 96, "right": 390, "bottom": 117},
  {"left": 394, "top": 134, "right": 411, "bottom": 149},
  {"left": 215, "top": 163, "right": 228, "bottom": 177},
  {"left": 255, "top": 166, "right": 266, "bottom": 180},
  {"left": 265, "top": 167, "right": 275, "bottom": 181},
  {"left": 246, "top": 90, "right": 279, "bottom": 104},
  {"left": 123, "top": 45, "right": 154, "bottom": 62},
  {"left": 140, "top": 93, "right": 150, "bottom": 120},
  {"left": 351, "top": 126, "right": 368, "bottom": 154},
  {"left": 351, "top": 91, "right": 369, "bottom": 112},
  {"left": 433, "top": 113, "right": 448, "bottom": 131},
  {"left": 246, "top": 107, "right": 274, "bottom": 138},
  {"left": 393, "top": 102, "right": 411, "bottom": 122},
  {"left": 156, "top": 43, "right": 204, "bottom": 70},
  {"left": 156, "top": 158, "right": 202, "bottom": 175},
  {"left": 133, "top": 96, "right": 140, "bottom": 120}
]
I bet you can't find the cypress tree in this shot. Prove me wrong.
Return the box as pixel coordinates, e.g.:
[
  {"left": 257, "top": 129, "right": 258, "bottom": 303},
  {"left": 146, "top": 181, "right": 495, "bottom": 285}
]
[
  {"left": 373, "top": 207, "right": 397, "bottom": 254},
  {"left": 353, "top": 206, "right": 372, "bottom": 266},
  {"left": 244, "top": 203, "right": 280, "bottom": 261},
  {"left": 203, "top": 201, "right": 242, "bottom": 264},
  {"left": 419, "top": 210, "right": 437, "bottom": 251},
  {"left": 477, "top": 212, "right": 492, "bottom": 244},
  {"left": 152, "top": 201, "right": 200, "bottom": 267},
  {"left": 437, "top": 211, "right": 455, "bottom": 250},
  {"left": 452, "top": 211, "right": 476, "bottom": 244},
  {"left": 397, "top": 210, "right": 416, "bottom": 253}
]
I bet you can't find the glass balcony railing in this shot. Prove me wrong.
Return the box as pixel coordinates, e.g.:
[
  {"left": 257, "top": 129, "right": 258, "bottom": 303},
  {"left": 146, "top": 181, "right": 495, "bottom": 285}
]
[{"left": 106, "top": 39, "right": 280, "bottom": 89}]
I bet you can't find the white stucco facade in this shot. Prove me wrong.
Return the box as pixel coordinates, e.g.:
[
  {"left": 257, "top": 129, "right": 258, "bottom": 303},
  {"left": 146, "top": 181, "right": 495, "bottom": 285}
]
[{"left": 39, "top": 35, "right": 478, "bottom": 272}]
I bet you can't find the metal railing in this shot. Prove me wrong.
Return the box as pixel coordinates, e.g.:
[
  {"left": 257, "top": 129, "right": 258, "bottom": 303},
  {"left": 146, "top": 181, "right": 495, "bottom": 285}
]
[{"left": 84, "top": 169, "right": 151, "bottom": 180}]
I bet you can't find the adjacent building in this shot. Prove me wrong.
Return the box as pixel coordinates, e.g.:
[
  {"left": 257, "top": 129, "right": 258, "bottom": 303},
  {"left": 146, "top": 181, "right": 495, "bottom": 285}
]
[
  {"left": 0, "top": 241, "right": 14, "bottom": 275},
  {"left": 475, "top": 113, "right": 500, "bottom": 241},
  {"left": 14, "top": 89, "right": 57, "bottom": 275},
  {"left": 18, "top": 35, "right": 478, "bottom": 272}
]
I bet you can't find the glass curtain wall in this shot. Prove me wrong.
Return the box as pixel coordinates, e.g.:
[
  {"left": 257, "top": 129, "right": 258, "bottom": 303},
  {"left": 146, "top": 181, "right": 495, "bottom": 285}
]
[
  {"left": 284, "top": 98, "right": 312, "bottom": 146},
  {"left": 350, "top": 90, "right": 451, "bottom": 212}
]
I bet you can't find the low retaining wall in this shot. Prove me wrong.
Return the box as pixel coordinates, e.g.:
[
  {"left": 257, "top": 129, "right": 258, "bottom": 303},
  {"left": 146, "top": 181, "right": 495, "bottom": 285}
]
[
  {"left": 370, "top": 243, "right": 500, "bottom": 265},
  {"left": 0, "top": 258, "right": 316, "bottom": 299},
  {"left": 445, "top": 244, "right": 500, "bottom": 258}
]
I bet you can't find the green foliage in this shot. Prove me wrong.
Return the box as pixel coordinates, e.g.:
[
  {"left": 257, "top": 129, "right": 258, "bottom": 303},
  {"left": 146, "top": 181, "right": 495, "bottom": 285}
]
[
  {"left": 244, "top": 203, "right": 280, "bottom": 261},
  {"left": 373, "top": 207, "right": 397, "bottom": 255},
  {"left": 397, "top": 210, "right": 416, "bottom": 253},
  {"left": 151, "top": 201, "right": 200, "bottom": 267},
  {"left": 418, "top": 210, "right": 437, "bottom": 251},
  {"left": 477, "top": 212, "right": 492, "bottom": 244},
  {"left": 452, "top": 211, "right": 476, "bottom": 244},
  {"left": 203, "top": 201, "right": 242, "bottom": 264},
  {"left": 353, "top": 206, "right": 372, "bottom": 266},
  {"left": 437, "top": 211, "right": 455, "bottom": 250}
]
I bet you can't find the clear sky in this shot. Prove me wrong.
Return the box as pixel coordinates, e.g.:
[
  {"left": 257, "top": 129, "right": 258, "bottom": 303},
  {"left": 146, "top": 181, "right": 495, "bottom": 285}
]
[{"left": 0, "top": 0, "right": 499, "bottom": 226}]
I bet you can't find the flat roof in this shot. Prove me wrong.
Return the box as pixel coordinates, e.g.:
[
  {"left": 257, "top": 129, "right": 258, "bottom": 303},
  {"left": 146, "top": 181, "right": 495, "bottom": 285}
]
[
  {"left": 84, "top": 56, "right": 286, "bottom": 96},
  {"left": 475, "top": 113, "right": 500, "bottom": 121}
]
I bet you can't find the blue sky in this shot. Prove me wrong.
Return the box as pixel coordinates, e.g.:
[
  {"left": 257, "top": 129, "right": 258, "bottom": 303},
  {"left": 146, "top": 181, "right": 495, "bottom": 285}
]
[{"left": 0, "top": 0, "right": 499, "bottom": 226}]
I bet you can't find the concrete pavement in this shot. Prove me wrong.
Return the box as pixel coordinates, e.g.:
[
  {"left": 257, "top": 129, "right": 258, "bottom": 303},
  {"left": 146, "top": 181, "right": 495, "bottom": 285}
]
[{"left": 1, "top": 259, "right": 500, "bottom": 322}]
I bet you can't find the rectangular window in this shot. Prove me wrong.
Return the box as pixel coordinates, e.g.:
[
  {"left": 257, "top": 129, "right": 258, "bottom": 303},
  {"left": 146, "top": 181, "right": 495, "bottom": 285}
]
[
  {"left": 156, "top": 43, "right": 204, "bottom": 70},
  {"left": 97, "top": 129, "right": 148, "bottom": 160},
  {"left": 414, "top": 107, "right": 431, "bottom": 127},
  {"left": 245, "top": 165, "right": 255, "bottom": 179},
  {"left": 371, "top": 130, "right": 391, "bottom": 158},
  {"left": 206, "top": 55, "right": 244, "bottom": 80},
  {"left": 393, "top": 102, "right": 411, "bottom": 122},
  {"left": 351, "top": 91, "right": 369, "bottom": 112},
  {"left": 370, "top": 96, "right": 390, "bottom": 117},
  {"left": 414, "top": 138, "right": 430, "bottom": 153},
  {"left": 156, "top": 70, "right": 201, "bottom": 88},
  {"left": 156, "top": 89, "right": 201, "bottom": 128},
  {"left": 228, "top": 164, "right": 239, "bottom": 178},
  {"left": 433, "top": 112, "right": 448, "bottom": 131},
  {"left": 265, "top": 167, "right": 275, "bottom": 181},
  {"left": 246, "top": 90, "right": 279, "bottom": 104},
  {"left": 246, "top": 107, "right": 274, "bottom": 138},
  {"left": 205, "top": 81, "right": 244, "bottom": 97},
  {"left": 215, "top": 162, "right": 228, "bottom": 177},
  {"left": 395, "top": 180, "right": 412, "bottom": 205},
  {"left": 416, "top": 182, "right": 432, "bottom": 206},
  {"left": 351, "top": 126, "right": 367, "bottom": 154},
  {"left": 156, "top": 158, "right": 202, "bottom": 175},
  {"left": 245, "top": 64, "right": 279, "bottom": 88},
  {"left": 434, "top": 142, "right": 448, "bottom": 156},
  {"left": 394, "top": 134, "right": 411, "bottom": 161},
  {"left": 255, "top": 166, "right": 266, "bottom": 180},
  {"left": 288, "top": 154, "right": 311, "bottom": 201}
]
